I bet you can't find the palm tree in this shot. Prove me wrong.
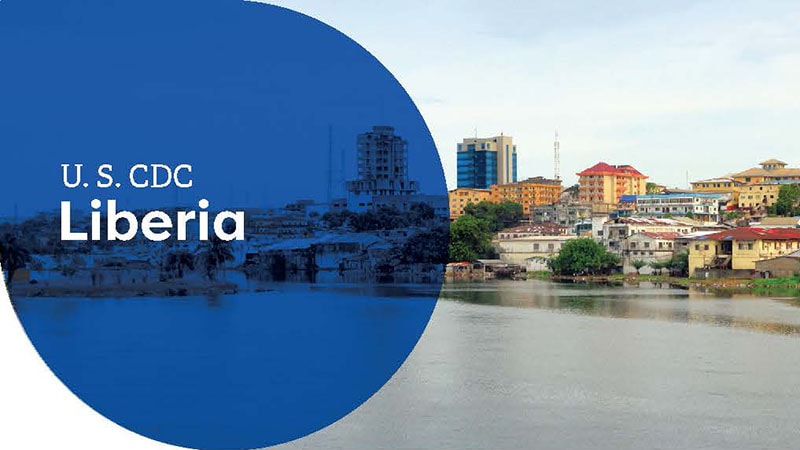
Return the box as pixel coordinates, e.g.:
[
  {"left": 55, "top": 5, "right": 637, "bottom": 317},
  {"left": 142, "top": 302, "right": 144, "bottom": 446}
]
[
  {"left": 0, "top": 234, "right": 31, "bottom": 286},
  {"left": 163, "top": 250, "right": 195, "bottom": 279},
  {"left": 196, "top": 237, "right": 234, "bottom": 281}
]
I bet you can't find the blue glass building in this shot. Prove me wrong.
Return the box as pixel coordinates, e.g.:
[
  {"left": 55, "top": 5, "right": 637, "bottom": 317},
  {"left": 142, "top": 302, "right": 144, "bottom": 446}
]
[{"left": 456, "top": 135, "right": 517, "bottom": 189}]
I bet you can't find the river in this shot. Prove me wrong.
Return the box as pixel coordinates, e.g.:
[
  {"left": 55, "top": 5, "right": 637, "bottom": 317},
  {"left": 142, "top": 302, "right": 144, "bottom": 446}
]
[{"left": 278, "top": 280, "right": 800, "bottom": 450}]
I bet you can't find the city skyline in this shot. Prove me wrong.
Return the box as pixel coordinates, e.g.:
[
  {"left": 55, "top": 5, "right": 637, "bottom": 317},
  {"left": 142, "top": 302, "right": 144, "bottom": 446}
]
[{"left": 268, "top": 0, "right": 800, "bottom": 190}]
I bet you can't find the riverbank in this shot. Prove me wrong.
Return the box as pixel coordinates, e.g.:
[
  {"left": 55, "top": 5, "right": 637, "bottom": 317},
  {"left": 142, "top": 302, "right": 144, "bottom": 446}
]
[{"left": 526, "top": 271, "right": 800, "bottom": 297}]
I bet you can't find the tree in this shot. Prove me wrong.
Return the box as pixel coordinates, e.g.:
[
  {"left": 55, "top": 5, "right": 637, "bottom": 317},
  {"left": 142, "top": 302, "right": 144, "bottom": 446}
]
[
  {"left": 401, "top": 226, "right": 449, "bottom": 265},
  {"left": 646, "top": 182, "right": 662, "bottom": 194},
  {"left": 0, "top": 233, "right": 31, "bottom": 286},
  {"left": 196, "top": 237, "right": 235, "bottom": 281},
  {"left": 463, "top": 201, "right": 523, "bottom": 232},
  {"left": 448, "top": 215, "right": 494, "bottom": 262},
  {"left": 667, "top": 251, "right": 689, "bottom": 277},
  {"left": 548, "top": 238, "right": 620, "bottom": 276},
  {"left": 631, "top": 259, "right": 647, "bottom": 274},
  {"left": 770, "top": 184, "right": 800, "bottom": 217},
  {"left": 163, "top": 249, "right": 196, "bottom": 279},
  {"left": 649, "top": 260, "right": 668, "bottom": 275}
]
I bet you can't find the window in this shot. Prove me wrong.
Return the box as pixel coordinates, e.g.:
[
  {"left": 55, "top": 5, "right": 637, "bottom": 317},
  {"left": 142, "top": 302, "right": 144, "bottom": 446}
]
[
  {"left": 695, "top": 244, "right": 700, "bottom": 250},
  {"left": 704, "top": 244, "right": 709, "bottom": 250}
]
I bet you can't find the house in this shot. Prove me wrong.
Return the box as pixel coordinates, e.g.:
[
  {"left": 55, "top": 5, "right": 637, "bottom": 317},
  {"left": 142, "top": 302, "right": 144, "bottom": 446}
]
[
  {"left": 688, "top": 228, "right": 800, "bottom": 277},
  {"left": 602, "top": 217, "right": 695, "bottom": 255},
  {"left": 494, "top": 235, "right": 576, "bottom": 271},
  {"left": 622, "top": 232, "right": 680, "bottom": 274},
  {"left": 754, "top": 250, "right": 800, "bottom": 278}
]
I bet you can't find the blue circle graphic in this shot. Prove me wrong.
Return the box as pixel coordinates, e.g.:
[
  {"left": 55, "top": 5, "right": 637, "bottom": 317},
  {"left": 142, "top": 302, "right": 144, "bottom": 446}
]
[{"left": 0, "top": 1, "right": 448, "bottom": 449}]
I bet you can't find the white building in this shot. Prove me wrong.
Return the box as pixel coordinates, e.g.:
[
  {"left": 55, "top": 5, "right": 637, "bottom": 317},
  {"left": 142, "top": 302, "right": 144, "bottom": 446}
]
[
  {"left": 494, "top": 235, "right": 576, "bottom": 271},
  {"left": 635, "top": 193, "right": 722, "bottom": 223}
]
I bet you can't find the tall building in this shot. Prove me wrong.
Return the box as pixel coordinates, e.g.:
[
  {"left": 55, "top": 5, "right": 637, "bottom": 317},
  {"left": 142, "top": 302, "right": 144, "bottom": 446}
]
[
  {"left": 457, "top": 134, "right": 517, "bottom": 189},
  {"left": 490, "top": 176, "right": 562, "bottom": 215},
  {"left": 577, "top": 162, "right": 647, "bottom": 207},
  {"left": 346, "top": 126, "right": 419, "bottom": 210}
]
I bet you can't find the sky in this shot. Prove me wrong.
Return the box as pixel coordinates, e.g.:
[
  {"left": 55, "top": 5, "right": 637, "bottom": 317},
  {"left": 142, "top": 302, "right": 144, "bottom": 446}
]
[{"left": 265, "top": 0, "right": 800, "bottom": 190}]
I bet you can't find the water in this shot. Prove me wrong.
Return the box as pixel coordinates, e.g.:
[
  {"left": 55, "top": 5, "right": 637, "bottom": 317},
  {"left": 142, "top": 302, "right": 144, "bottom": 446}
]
[
  {"left": 11, "top": 283, "right": 437, "bottom": 449},
  {"left": 276, "top": 280, "right": 800, "bottom": 450}
]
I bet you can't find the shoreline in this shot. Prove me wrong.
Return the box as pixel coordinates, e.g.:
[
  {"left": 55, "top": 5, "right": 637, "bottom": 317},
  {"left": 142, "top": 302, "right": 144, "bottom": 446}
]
[{"left": 528, "top": 272, "right": 800, "bottom": 296}]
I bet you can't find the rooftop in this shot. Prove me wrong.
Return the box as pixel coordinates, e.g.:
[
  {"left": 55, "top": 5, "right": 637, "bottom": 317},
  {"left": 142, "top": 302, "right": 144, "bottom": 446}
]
[
  {"left": 577, "top": 162, "right": 647, "bottom": 178},
  {"left": 691, "top": 227, "right": 800, "bottom": 241}
]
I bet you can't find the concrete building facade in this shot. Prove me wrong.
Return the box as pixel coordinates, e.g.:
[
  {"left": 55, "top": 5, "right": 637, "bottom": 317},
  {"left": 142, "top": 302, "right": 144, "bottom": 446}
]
[{"left": 577, "top": 162, "right": 647, "bottom": 207}]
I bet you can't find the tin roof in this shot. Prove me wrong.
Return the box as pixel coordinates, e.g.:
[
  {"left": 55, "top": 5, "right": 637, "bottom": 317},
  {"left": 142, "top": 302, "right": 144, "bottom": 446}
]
[{"left": 692, "top": 227, "right": 800, "bottom": 241}]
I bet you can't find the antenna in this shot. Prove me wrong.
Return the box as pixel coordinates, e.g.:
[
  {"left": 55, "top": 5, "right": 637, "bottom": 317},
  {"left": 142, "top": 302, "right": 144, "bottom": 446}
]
[{"left": 554, "top": 130, "right": 561, "bottom": 180}]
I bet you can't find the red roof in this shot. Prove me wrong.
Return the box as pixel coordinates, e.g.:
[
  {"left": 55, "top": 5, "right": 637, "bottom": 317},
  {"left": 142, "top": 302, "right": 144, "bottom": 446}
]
[
  {"left": 693, "top": 227, "right": 800, "bottom": 241},
  {"left": 577, "top": 162, "right": 647, "bottom": 178}
]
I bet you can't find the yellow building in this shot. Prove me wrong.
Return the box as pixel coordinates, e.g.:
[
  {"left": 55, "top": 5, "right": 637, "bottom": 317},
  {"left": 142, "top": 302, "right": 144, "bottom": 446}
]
[
  {"left": 576, "top": 162, "right": 647, "bottom": 207},
  {"left": 738, "top": 182, "right": 786, "bottom": 211},
  {"left": 490, "top": 177, "right": 562, "bottom": 215},
  {"left": 688, "top": 227, "right": 800, "bottom": 277},
  {"left": 731, "top": 159, "right": 800, "bottom": 185},
  {"left": 448, "top": 187, "right": 492, "bottom": 220},
  {"left": 690, "top": 177, "right": 742, "bottom": 207}
]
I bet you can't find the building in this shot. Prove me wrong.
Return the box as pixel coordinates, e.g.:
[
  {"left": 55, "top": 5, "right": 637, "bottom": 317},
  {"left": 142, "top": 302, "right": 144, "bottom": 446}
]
[
  {"left": 738, "top": 181, "right": 796, "bottom": 212},
  {"left": 496, "top": 224, "right": 570, "bottom": 239},
  {"left": 576, "top": 162, "right": 647, "bottom": 207},
  {"left": 602, "top": 217, "right": 696, "bottom": 255},
  {"left": 494, "top": 235, "right": 576, "bottom": 271},
  {"left": 731, "top": 159, "right": 800, "bottom": 185},
  {"left": 531, "top": 203, "right": 592, "bottom": 230},
  {"left": 688, "top": 227, "right": 800, "bottom": 277},
  {"left": 691, "top": 177, "right": 743, "bottom": 194},
  {"left": 753, "top": 217, "right": 800, "bottom": 228},
  {"left": 634, "top": 193, "right": 723, "bottom": 223},
  {"left": 622, "top": 231, "right": 680, "bottom": 274},
  {"left": 345, "top": 126, "right": 420, "bottom": 211},
  {"left": 755, "top": 250, "right": 800, "bottom": 278},
  {"left": 457, "top": 134, "right": 517, "bottom": 188},
  {"left": 448, "top": 188, "right": 492, "bottom": 220},
  {"left": 490, "top": 176, "right": 561, "bottom": 215}
]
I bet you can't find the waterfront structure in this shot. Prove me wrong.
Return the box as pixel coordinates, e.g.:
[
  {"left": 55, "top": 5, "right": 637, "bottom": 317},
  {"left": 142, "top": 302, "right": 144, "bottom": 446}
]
[
  {"left": 494, "top": 235, "right": 576, "bottom": 271},
  {"left": 738, "top": 181, "right": 796, "bottom": 212},
  {"left": 634, "top": 193, "right": 723, "bottom": 223},
  {"left": 687, "top": 227, "right": 800, "bottom": 277},
  {"left": 457, "top": 134, "right": 517, "bottom": 188},
  {"left": 576, "top": 162, "right": 647, "bottom": 207},
  {"left": 490, "top": 176, "right": 561, "bottom": 215},
  {"left": 531, "top": 203, "right": 592, "bottom": 230},
  {"left": 346, "top": 126, "right": 419, "bottom": 211},
  {"left": 602, "top": 217, "right": 695, "bottom": 255},
  {"left": 448, "top": 187, "right": 492, "bottom": 220},
  {"left": 731, "top": 159, "right": 800, "bottom": 185}
]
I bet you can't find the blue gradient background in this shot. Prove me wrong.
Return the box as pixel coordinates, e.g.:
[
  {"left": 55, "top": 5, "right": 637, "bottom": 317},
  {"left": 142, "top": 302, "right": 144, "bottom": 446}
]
[{"left": 1, "top": 1, "right": 445, "bottom": 448}]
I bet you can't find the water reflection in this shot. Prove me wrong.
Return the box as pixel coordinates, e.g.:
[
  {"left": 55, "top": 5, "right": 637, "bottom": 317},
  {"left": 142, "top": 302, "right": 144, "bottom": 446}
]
[{"left": 441, "top": 280, "right": 800, "bottom": 336}]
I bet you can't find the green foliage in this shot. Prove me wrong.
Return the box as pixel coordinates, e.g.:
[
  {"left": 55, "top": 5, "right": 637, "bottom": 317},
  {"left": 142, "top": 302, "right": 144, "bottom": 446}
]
[
  {"left": 770, "top": 184, "right": 800, "bottom": 217},
  {"left": 631, "top": 259, "right": 647, "bottom": 274},
  {"left": 448, "top": 215, "right": 494, "bottom": 262},
  {"left": 725, "top": 210, "right": 743, "bottom": 221},
  {"left": 163, "top": 249, "right": 196, "bottom": 280},
  {"left": 667, "top": 251, "right": 689, "bottom": 277},
  {"left": 548, "top": 238, "right": 620, "bottom": 276},
  {"left": 648, "top": 260, "right": 669, "bottom": 275},
  {"left": 463, "top": 201, "right": 523, "bottom": 232},
  {"left": 646, "top": 182, "right": 661, "bottom": 194}
]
